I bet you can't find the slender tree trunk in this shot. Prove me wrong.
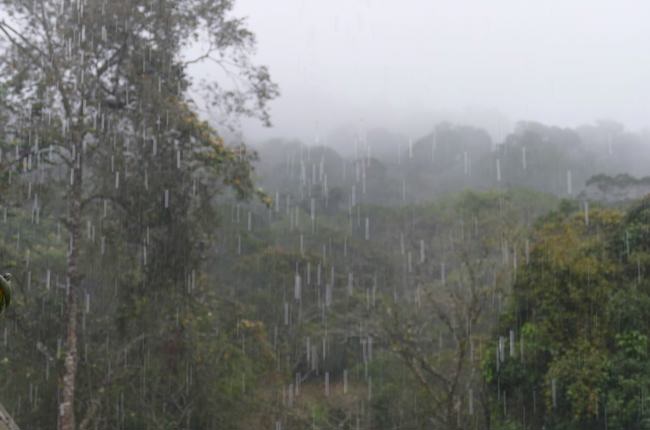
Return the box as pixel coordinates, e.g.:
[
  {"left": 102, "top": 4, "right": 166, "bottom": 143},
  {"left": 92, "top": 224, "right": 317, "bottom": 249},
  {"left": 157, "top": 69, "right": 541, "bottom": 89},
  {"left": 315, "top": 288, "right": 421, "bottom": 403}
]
[
  {"left": 59, "top": 283, "right": 78, "bottom": 430},
  {"left": 59, "top": 142, "right": 82, "bottom": 430}
]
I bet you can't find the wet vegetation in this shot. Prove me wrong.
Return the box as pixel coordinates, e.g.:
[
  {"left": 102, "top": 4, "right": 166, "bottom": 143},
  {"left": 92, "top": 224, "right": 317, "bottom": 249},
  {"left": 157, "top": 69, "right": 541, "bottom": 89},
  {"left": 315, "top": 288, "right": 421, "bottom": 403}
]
[{"left": 1, "top": 1, "right": 650, "bottom": 430}]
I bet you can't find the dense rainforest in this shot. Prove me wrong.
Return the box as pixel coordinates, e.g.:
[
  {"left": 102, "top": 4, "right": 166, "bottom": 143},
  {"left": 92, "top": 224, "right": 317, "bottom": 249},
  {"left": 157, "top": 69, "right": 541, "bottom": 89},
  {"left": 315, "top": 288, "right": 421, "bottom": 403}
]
[{"left": 1, "top": 1, "right": 650, "bottom": 430}]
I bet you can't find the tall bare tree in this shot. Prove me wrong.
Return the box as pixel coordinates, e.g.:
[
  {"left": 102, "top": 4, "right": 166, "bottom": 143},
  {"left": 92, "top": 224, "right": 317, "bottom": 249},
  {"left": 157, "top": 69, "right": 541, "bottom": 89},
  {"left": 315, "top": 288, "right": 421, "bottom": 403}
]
[{"left": 377, "top": 193, "right": 525, "bottom": 430}]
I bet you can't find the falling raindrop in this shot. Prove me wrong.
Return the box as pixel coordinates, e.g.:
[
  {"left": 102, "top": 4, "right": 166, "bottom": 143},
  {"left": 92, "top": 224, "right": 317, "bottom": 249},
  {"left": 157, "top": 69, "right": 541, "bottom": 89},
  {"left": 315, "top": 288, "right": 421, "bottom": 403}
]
[
  {"left": 294, "top": 272, "right": 301, "bottom": 301},
  {"left": 324, "top": 372, "right": 330, "bottom": 396}
]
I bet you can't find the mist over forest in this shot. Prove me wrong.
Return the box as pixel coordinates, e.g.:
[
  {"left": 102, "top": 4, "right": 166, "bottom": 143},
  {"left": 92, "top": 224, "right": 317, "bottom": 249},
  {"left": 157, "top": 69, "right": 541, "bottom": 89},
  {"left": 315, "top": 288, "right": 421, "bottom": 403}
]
[{"left": 2, "top": 1, "right": 650, "bottom": 430}]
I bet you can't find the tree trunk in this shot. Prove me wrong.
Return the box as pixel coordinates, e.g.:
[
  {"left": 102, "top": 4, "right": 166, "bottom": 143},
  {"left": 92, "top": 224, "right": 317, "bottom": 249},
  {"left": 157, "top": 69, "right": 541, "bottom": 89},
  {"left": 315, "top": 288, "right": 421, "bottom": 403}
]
[
  {"left": 0, "top": 402, "right": 20, "bottom": 430},
  {"left": 59, "top": 151, "right": 82, "bottom": 430},
  {"left": 59, "top": 283, "right": 78, "bottom": 430}
]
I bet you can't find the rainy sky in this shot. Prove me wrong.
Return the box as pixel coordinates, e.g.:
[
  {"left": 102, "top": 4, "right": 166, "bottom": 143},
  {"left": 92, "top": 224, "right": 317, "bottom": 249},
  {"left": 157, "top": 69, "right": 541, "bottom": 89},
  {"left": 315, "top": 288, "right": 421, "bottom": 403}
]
[{"left": 225, "top": 0, "right": 650, "bottom": 144}]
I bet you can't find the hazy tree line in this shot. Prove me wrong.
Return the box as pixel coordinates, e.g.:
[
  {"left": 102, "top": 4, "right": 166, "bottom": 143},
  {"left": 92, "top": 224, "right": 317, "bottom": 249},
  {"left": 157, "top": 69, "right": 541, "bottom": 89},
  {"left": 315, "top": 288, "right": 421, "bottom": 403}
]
[{"left": 255, "top": 119, "right": 650, "bottom": 209}]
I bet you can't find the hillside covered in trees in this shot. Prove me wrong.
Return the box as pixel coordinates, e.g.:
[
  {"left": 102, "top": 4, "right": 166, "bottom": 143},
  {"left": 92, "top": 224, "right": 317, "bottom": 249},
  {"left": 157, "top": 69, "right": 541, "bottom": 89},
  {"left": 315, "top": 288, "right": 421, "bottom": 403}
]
[{"left": 2, "top": 1, "right": 650, "bottom": 430}]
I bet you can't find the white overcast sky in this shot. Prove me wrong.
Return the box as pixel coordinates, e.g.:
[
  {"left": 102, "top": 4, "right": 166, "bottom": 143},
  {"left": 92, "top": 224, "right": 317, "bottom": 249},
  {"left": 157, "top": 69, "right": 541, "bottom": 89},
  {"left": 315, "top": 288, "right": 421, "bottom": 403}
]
[{"left": 228, "top": 0, "right": 650, "bottom": 143}]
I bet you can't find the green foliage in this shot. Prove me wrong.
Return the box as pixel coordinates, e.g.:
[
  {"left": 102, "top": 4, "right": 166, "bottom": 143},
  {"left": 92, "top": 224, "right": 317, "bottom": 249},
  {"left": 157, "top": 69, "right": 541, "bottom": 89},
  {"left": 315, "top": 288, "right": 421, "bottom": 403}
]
[{"left": 488, "top": 198, "right": 650, "bottom": 430}]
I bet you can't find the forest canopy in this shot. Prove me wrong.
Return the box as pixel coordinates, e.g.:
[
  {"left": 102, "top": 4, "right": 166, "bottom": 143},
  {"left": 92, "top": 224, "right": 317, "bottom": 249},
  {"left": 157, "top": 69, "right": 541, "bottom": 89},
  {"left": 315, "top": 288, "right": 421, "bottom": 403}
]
[{"left": 1, "top": 1, "right": 650, "bottom": 430}]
